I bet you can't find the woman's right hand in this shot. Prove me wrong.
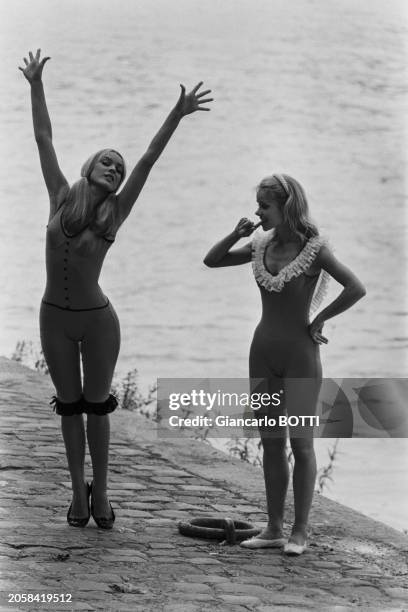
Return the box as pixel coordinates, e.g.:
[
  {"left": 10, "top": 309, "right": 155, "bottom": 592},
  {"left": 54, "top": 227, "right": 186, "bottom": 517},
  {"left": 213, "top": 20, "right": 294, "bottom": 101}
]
[
  {"left": 233, "top": 217, "right": 258, "bottom": 238},
  {"left": 19, "top": 49, "right": 50, "bottom": 84}
]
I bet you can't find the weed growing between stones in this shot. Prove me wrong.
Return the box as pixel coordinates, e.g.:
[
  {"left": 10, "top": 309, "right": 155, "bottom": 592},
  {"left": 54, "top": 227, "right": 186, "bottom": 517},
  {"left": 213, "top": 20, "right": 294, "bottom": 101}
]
[
  {"left": 11, "top": 340, "right": 49, "bottom": 375},
  {"left": 316, "top": 438, "right": 340, "bottom": 494},
  {"left": 227, "top": 435, "right": 339, "bottom": 494},
  {"left": 111, "top": 369, "right": 157, "bottom": 418},
  {"left": 227, "top": 437, "right": 263, "bottom": 467}
]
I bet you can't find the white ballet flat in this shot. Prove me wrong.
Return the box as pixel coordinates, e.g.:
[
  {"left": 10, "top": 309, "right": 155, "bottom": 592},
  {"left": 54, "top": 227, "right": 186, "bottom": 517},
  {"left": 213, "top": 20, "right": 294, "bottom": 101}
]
[
  {"left": 240, "top": 537, "right": 287, "bottom": 549},
  {"left": 283, "top": 541, "right": 307, "bottom": 555}
]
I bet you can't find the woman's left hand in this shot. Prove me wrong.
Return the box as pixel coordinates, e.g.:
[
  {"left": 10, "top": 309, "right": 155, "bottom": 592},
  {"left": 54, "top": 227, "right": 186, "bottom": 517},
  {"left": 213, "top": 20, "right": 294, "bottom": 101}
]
[
  {"left": 309, "top": 317, "right": 328, "bottom": 344},
  {"left": 19, "top": 48, "right": 50, "bottom": 84},
  {"left": 176, "top": 82, "right": 213, "bottom": 116}
]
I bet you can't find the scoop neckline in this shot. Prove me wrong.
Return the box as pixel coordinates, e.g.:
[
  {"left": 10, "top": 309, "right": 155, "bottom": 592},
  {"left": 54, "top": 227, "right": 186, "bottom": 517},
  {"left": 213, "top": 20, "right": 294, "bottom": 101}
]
[{"left": 261, "top": 233, "right": 311, "bottom": 279}]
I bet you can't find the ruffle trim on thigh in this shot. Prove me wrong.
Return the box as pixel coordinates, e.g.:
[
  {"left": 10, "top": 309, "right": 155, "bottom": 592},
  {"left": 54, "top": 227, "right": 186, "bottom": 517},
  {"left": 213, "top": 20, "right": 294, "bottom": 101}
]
[
  {"left": 50, "top": 395, "right": 83, "bottom": 416},
  {"left": 82, "top": 394, "right": 118, "bottom": 416}
]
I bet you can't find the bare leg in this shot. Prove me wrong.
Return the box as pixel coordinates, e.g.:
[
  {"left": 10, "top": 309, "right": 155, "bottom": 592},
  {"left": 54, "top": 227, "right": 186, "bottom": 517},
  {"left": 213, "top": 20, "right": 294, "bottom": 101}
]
[
  {"left": 61, "top": 414, "right": 88, "bottom": 517},
  {"left": 40, "top": 305, "right": 87, "bottom": 518},
  {"left": 82, "top": 305, "right": 120, "bottom": 518},
  {"left": 86, "top": 414, "right": 112, "bottom": 516},
  {"left": 258, "top": 436, "right": 289, "bottom": 538},
  {"left": 285, "top": 376, "right": 320, "bottom": 546},
  {"left": 249, "top": 339, "right": 288, "bottom": 540},
  {"left": 289, "top": 437, "right": 316, "bottom": 545}
]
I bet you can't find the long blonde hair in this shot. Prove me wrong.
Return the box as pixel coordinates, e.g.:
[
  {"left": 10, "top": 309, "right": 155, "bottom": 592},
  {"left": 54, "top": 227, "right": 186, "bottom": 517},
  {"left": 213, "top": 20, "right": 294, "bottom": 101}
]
[
  {"left": 63, "top": 149, "right": 126, "bottom": 238},
  {"left": 257, "top": 174, "right": 318, "bottom": 241}
]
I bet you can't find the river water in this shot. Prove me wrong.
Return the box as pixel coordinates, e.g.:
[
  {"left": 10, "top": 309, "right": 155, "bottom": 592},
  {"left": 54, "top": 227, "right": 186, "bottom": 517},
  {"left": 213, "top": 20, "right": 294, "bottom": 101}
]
[{"left": 0, "top": 0, "right": 407, "bottom": 531}]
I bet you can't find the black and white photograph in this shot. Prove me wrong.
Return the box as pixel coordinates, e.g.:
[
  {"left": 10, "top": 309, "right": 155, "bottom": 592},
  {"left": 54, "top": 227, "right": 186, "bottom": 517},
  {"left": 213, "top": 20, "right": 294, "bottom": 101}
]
[{"left": 0, "top": 0, "right": 407, "bottom": 610}]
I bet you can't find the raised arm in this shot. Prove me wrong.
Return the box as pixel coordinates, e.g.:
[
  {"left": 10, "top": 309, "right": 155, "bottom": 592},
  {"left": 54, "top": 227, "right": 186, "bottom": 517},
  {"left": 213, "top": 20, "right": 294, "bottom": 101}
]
[
  {"left": 309, "top": 246, "right": 366, "bottom": 344},
  {"left": 115, "top": 82, "right": 213, "bottom": 227},
  {"left": 203, "top": 218, "right": 259, "bottom": 267},
  {"left": 19, "top": 49, "right": 68, "bottom": 215}
]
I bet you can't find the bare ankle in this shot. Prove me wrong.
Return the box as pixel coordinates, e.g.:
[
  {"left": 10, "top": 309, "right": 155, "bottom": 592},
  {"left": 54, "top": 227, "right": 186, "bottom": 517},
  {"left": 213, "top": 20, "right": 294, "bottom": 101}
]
[{"left": 291, "top": 524, "right": 308, "bottom": 539}]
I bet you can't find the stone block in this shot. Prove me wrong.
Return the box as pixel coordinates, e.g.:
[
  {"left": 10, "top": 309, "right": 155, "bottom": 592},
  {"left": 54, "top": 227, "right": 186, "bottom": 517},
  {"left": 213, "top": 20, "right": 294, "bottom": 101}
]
[
  {"left": 172, "top": 582, "right": 213, "bottom": 594},
  {"left": 219, "top": 594, "right": 261, "bottom": 605}
]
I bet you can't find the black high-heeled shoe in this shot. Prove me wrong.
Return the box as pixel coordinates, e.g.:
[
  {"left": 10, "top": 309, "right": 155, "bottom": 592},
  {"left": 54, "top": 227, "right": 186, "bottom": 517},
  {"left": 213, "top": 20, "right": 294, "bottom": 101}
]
[
  {"left": 90, "top": 482, "right": 115, "bottom": 530},
  {"left": 67, "top": 482, "right": 91, "bottom": 528}
]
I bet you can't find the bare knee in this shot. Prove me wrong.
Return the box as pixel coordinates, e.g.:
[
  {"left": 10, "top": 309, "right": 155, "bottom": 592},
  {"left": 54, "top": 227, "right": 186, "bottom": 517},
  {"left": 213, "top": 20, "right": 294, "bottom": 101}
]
[
  {"left": 261, "top": 437, "right": 287, "bottom": 458},
  {"left": 290, "top": 439, "right": 315, "bottom": 463}
]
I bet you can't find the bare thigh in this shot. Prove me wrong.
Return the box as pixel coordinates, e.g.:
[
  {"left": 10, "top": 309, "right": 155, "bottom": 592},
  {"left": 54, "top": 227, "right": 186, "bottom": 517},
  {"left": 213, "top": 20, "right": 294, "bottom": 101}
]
[
  {"left": 249, "top": 333, "right": 286, "bottom": 440},
  {"left": 249, "top": 330, "right": 322, "bottom": 440},
  {"left": 81, "top": 303, "right": 121, "bottom": 402},
  {"left": 285, "top": 339, "right": 322, "bottom": 440},
  {"left": 39, "top": 303, "right": 82, "bottom": 402}
]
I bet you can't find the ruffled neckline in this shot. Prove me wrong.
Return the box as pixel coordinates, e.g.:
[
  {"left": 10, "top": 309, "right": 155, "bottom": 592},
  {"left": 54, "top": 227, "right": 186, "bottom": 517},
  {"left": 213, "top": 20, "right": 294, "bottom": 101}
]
[{"left": 251, "top": 230, "right": 327, "bottom": 295}]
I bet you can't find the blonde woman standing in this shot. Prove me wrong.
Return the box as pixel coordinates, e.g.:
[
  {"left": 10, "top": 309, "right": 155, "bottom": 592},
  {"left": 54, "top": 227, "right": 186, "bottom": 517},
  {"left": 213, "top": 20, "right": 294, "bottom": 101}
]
[
  {"left": 204, "top": 174, "right": 365, "bottom": 554},
  {"left": 20, "top": 49, "right": 213, "bottom": 529}
]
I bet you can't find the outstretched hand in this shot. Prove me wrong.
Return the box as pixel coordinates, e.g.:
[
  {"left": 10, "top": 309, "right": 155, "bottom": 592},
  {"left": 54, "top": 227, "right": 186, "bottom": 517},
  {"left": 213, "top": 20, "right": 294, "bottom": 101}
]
[
  {"left": 176, "top": 82, "right": 213, "bottom": 116},
  {"left": 19, "top": 49, "right": 50, "bottom": 83}
]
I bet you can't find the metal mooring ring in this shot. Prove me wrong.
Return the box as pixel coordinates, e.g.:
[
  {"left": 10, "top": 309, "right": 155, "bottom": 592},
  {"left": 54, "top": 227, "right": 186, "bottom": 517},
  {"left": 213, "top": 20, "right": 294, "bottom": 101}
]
[{"left": 178, "top": 517, "right": 260, "bottom": 544}]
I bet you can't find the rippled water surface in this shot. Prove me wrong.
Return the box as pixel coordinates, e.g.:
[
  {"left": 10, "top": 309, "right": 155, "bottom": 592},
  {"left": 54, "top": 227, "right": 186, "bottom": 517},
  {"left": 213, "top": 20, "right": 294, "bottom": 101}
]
[{"left": 1, "top": 0, "right": 407, "bottom": 530}]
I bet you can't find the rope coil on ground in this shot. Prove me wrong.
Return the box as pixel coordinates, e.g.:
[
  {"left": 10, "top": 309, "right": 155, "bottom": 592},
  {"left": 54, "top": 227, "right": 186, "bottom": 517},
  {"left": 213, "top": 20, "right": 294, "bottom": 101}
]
[{"left": 178, "top": 517, "right": 260, "bottom": 545}]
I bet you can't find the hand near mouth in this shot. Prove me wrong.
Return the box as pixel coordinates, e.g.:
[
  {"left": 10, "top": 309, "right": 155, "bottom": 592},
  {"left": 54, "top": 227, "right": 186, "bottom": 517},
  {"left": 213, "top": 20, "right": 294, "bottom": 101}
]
[{"left": 234, "top": 218, "right": 260, "bottom": 238}]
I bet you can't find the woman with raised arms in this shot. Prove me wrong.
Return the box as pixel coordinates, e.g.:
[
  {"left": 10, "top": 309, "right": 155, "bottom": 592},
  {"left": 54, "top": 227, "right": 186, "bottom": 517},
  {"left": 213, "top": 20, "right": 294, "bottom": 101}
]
[
  {"left": 204, "top": 173, "right": 365, "bottom": 554},
  {"left": 20, "top": 49, "right": 213, "bottom": 529}
]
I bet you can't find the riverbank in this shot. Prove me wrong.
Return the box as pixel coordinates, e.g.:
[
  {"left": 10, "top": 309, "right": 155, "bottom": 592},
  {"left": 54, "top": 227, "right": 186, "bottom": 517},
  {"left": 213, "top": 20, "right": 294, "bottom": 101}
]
[{"left": 0, "top": 356, "right": 407, "bottom": 611}]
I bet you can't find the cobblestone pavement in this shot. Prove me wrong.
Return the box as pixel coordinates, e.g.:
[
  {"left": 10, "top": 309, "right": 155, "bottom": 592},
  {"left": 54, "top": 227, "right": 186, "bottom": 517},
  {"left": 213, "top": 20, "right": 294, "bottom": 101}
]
[{"left": 0, "top": 358, "right": 407, "bottom": 611}]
